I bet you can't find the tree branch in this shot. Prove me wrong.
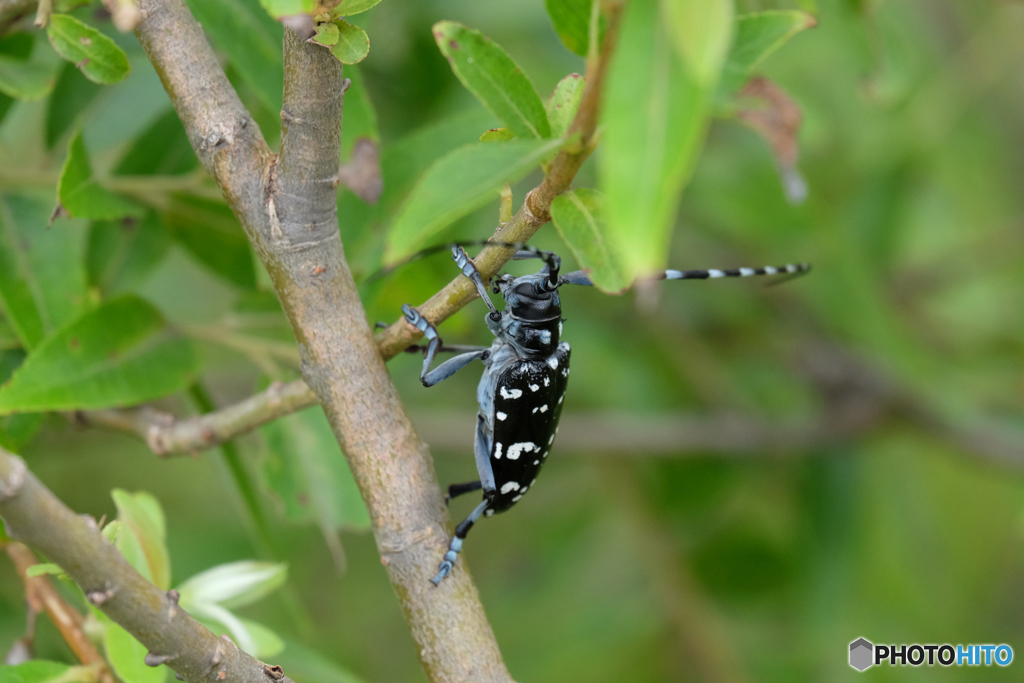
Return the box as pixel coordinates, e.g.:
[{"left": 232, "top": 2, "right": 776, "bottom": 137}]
[
  {"left": 0, "top": 447, "right": 296, "bottom": 683},
  {"left": 135, "top": 3, "right": 514, "bottom": 678}
]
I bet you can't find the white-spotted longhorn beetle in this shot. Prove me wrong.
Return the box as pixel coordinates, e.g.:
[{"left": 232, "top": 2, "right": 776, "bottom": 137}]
[{"left": 397, "top": 241, "right": 810, "bottom": 585}]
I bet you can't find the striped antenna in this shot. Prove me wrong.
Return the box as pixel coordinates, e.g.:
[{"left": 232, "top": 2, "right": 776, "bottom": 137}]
[
  {"left": 558, "top": 263, "right": 812, "bottom": 287},
  {"left": 365, "top": 240, "right": 561, "bottom": 286}
]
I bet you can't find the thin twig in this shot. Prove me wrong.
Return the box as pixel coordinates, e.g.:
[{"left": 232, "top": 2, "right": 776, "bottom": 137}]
[
  {"left": 5, "top": 542, "right": 118, "bottom": 683},
  {"left": 0, "top": 448, "right": 296, "bottom": 683}
]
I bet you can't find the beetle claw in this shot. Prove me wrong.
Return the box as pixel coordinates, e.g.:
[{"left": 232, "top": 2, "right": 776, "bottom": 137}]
[{"left": 430, "top": 561, "right": 453, "bottom": 586}]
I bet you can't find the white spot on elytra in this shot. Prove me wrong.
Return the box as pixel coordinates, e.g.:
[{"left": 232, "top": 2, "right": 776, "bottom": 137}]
[
  {"left": 529, "top": 383, "right": 539, "bottom": 392},
  {"left": 511, "top": 494, "right": 523, "bottom": 502},
  {"left": 558, "top": 394, "right": 564, "bottom": 404},
  {"left": 544, "top": 377, "right": 550, "bottom": 387},
  {"left": 500, "top": 481, "right": 520, "bottom": 494},
  {"left": 500, "top": 386, "right": 522, "bottom": 399},
  {"left": 520, "top": 485, "right": 529, "bottom": 493},
  {"left": 558, "top": 321, "right": 563, "bottom": 336},
  {"left": 530, "top": 404, "right": 547, "bottom": 414},
  {"left": 529, "top": 478, "right": 536, "bottom": 487},
  {"left": 496, "top": 411, "right": 507, "bottom": 421},
  {"left": 540, "top": 330, "right": 551, "bottom": 344},
  {"left": 708, "top": 269, "right": 725, "bottom": 278},
  {"left": 507, "top": 442, "right": 540, "bottom": 460},
  {"left": 533, "top": 460, "right": 539, "bottom": 465},
  {"left": 548, "top": 435, "right": 554, "bottom": 445},
  {"left": 494, "top": 442, "right": 503, "bottom": 459},
  {"left": 546, "top": 355, "right": 559, "bottom": 369}
]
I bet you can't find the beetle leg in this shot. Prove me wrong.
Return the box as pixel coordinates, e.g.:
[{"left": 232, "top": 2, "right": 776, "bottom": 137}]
[
  {"left": 445, "top": 480, "right": 483, "bottom": 506},
  {"left": 403, "top": 305, "right": 489, "bottom": 386},
  {"left": 452, "top": 246, "right": 501, "bottom": 320},
  {"left": 431, "top": 499, "right": 489, "bottom": 586}
]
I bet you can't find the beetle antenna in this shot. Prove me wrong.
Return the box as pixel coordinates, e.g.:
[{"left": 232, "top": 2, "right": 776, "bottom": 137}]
[
  {"left": 558, "top": 263, "right": 812, "bottom": 287},
  {"left": 365, "top": 239, "right": 562, "bottom": 287}
]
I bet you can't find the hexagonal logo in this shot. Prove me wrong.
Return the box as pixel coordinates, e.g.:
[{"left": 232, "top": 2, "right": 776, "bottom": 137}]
[{"left": 850, "top": 638, "right": 874, "bottom": 671}]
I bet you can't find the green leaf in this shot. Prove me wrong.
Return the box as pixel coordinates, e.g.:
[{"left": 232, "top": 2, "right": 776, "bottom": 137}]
[
  {"left": 162, "top": 195, "right": 256, "bottom": 289},
  {"left": 550, "top": 189, "right": 630, "bottom": 293},
  {"left": 261, "top": 405, "right": 370, "bottom": 561},
  {"left": 433, "top": 21, "right": 550, "bottom": 140},
  {"left": 721, "top": 10, "right": 815, "bottom": 91},
  {"left": 186, "top": 0, "right": 283, "bottom": 114},
  {"left": 544, "top": 0, "right": 605, "bottom": 58},
  {"left": 87, "top": 214, "right": 173, "bottom": 296},
  {"left": 45, "top": 62, "right": 103, "bottom": 149},
  {"left": 339, "top": 65, "right": 378, "bottom": 162},
  {"left": 58, "top": 131, "right": 145, "bottom": 221},
  {"left": 332, "top": 0, "right": 381, "bottom": 16},
  {"left": 312, "top": 21, "right": 340, "bottom": 46},
  {"left": 112, "top": 489, "right": 171, "bottom": 590},
  {"left": 479, "top": 127, "right": 514, "bottom": 143},
  {"left": 324, "top": 20, "right": 369, "bottom": 64},
  {"left": 0, "top": 296, "right": 201, "bottom": 415},
  {"left": 545, "top": 73, "right": 584, "bottom": 139},
  {"left": 385, "top": 138, "right": 561, "bottom": 263},
  {"left": 0, "top": 349, "right": 44, "bottom": 451},
  {"left": 599, "top": 0, "right": 712, "bottom": 279},
  {"left": 177, "top": 561, "right": 287, "bottom": 609},
  {"left": 661, "top": 0, "right": 733, "bottom": 88},
  {"left": 114, "top": 109, "right": 199, "bottom": 176},
  {"left": 0, "top": 57, "right": 57, "bottom": 101},
  {"left": 0, "top": 194, "right": 89, "bottom": 349},
  {"left": 101, "top": 615, "right": 166, "bottom": 683},
  {"left": 46, "top": 14, "right": 130, "bottom": 85},
  {"left": 0, "top": 320, "right": 18, "bottom": 350},
  {"left": 0, "top": 661, "right": 97, "bottom": 683},
  {"left": 257, "top": 0, "right": 316, "bottom": 19}
]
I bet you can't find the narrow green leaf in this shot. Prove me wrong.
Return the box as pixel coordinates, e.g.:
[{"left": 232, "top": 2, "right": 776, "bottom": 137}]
[
  {"left": 45, "top": 62, "right": 103, "bottom": 148},
  {"left": 178, "top": 561, "right": 287, "bottom": 609},
  {"left": 0, "top": 194, "right": 89, "bottom": 349},
  {"left": 544, "top": 0, "right": 605, "bottom": 58},
  {"left": 112, "top": 489, "right": 171, "bottom": 590},
  {"left": 600, "top": 0, "right": 712, "bottom": 279},
  {"left": 0, "top": 296, "right": 201, "bottom": 414},
  {"left": 326, "top": 20, "right": 369, "bottom": 64},
  {"left": 26, "top": 563, "right": 67, "bottom": 579},
  {"left": 339, "top": 65, "right": 378, "bottom": 162},
  {"left": 100, "top": 615, "right": 166, "bottom": 683},
  {"left": 187, "top": 0, "right": 283, "bottom": 114},
  {"left": 162, "top": 195, "right": 256, "bottom": 289},
  {"left": 87, "top": 214, "right": 173, "bottom": 295},
  {"left": 721, "top": 10, "right": 816, "bottom": 91},
  {"left": 257, "top": 0, "right": 315, "bottom": 19},
  {"left": 46, "top": 14, "right": 130, "bottom": 85},
  {"left": 261, "top": 406, "right": 370, "bottom": 553},
  {"left": 114, "top": 109, "right": 199, "bottom": 176},
  {"left": 58, "top": 131, "right": 145, "bottom": 221},
  {"left": 479, "top": 128, "right": 513, "bottom": 143},
  {"left": 0, "top": 349, "right": 44, "bottom": 451},
  {"left": 545, "top": 73, "right": 584, "bottom": 139},
  {"left": 550, "top": 189, "right": 630, "bottom": 293},
  {"left": 332, "top": 0, "right": 381, "bottom": 15},
  {"left": 433, "top": 21, "right": 550, "bottom": 139},
  {"left": 385, "top": 138, "right": 561, "bottom": 263},
  {"left": 660, "top": 0, "right": 734, "bottom": 88},
  {"left": 0, "top": 57, "right": 57, "bottom": 101},
  {"left": 0, "top": 661, "right": 97, "bottom": 683}
]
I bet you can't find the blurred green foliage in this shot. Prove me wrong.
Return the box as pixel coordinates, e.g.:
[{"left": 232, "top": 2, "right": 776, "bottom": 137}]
[{"left": 2, "top": 0, "right": 1024, "bottom": 681}]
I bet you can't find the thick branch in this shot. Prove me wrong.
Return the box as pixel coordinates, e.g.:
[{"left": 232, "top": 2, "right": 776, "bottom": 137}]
[{"left": 0, "top": 448, "right": 296, "bottom": 683}]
